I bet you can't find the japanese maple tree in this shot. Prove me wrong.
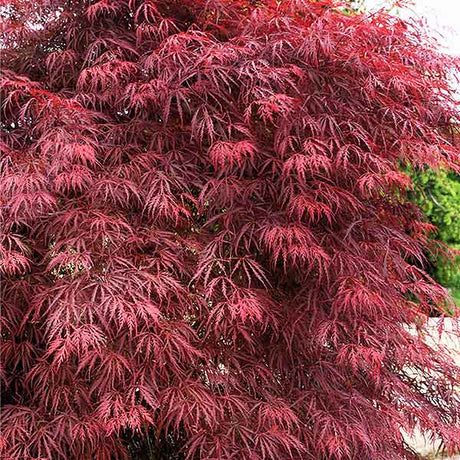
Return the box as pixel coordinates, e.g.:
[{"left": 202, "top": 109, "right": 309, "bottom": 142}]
[{"left": 1, "top": 0, "right": 460, "bottom": 458}]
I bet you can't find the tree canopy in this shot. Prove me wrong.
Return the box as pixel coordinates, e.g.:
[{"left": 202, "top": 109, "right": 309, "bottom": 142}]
[{"left": 1, "top": 1, "right": 460, "bottom": 459}]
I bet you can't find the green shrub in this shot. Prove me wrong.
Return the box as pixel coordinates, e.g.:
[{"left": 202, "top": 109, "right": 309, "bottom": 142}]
[{"left": 409, "top": 167, "right": 460, "bottom": 301}]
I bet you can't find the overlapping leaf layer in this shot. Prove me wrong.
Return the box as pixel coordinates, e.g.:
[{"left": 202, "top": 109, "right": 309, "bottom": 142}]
[{"left": 1, "top": 1, "right": 460, "bottom": 458}]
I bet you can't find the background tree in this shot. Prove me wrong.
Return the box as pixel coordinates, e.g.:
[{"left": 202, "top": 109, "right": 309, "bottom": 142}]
[
  {"left": 1, "top": 0, "right": 460, "bottom": 459},
  {"left": 408, "top": 163, "right": 460, "bottom": 306}
]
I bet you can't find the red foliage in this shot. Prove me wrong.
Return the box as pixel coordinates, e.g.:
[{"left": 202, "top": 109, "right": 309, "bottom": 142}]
[{"left": 1, "top": 1, "right": 460, "bottom": 458}]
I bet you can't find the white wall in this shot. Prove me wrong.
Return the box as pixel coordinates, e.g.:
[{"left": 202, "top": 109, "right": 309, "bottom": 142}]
[{"left": 405, "top": 318, "right": 460, "bottom": 456}]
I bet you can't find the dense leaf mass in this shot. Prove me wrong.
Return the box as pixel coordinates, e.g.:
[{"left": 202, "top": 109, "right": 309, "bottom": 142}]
[{"left": 1, "top": 0, "right": 460, "bottom": 458}]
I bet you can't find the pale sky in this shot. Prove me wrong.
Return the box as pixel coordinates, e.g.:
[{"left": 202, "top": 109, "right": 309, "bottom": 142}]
[{"left": 364, "top": 0, "right": 460, "bottom": 56}]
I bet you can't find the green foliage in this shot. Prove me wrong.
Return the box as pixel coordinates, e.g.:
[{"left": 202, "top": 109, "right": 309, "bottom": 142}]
[
  {"left": 409, "top": 167, "right": 460, "bottom": 297},
  {"left": 342, "top": 0, "right": 365, "bottom": 14},
  {"left": 412, "top": 169, "right": 460, "bottom": 243}
]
